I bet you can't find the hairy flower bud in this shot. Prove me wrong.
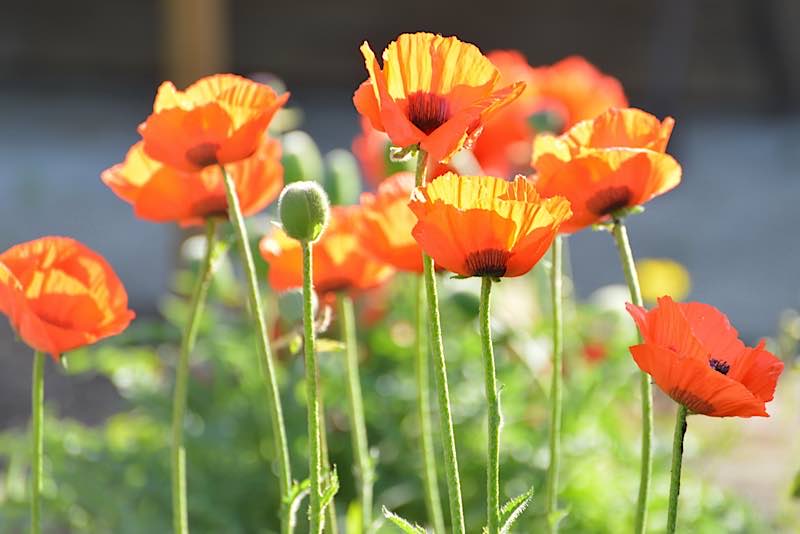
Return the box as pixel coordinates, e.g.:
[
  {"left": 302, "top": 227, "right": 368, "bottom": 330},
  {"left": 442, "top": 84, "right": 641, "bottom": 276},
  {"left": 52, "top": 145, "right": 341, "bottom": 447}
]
[{"left": 278, "top": 181, "right": 330, "bottom": 242}]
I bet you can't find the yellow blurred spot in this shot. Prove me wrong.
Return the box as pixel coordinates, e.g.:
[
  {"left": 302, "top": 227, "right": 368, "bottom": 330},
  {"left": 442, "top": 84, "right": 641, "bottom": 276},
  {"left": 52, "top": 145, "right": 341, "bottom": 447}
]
[{"left": 636, "top": 258, "right": 691, "bottom": 303}]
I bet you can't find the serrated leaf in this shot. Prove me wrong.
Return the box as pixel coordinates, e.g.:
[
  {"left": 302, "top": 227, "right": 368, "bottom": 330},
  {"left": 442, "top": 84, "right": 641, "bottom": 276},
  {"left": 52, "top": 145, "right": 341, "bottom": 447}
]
[
  {"left": 382, "top": 507, "right": 427, "bottom": 533},
  {"left": 320, "top": 468, "right": 339, "bottom": 511},
  {"left": 499, "top": 485, "right": 535, "bottom": 533}
]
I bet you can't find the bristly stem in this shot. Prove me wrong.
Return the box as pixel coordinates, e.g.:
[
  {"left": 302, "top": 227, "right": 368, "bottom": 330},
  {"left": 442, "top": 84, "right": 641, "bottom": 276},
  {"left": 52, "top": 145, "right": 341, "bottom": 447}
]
[
  {"left": 546, "top": 235, "right": 563, "bottom": 533},
  {"left": 220, "top": 165, "right": 294, "bottom": 534},
  {"left": 415, "top": 149, "right": 466, "bottom": 534},
  {"left": 319, "top": 395, "right": 339, "bottom": 534},
  {"left": 415, "top": 274, "right": 446, "bottom": 534},
  {"left": 337, "top": 294, "right": 374, "bottom": 533},
  {"left": 30, "top": 350, "right": 44, "bottom": 534},
  {"left": 666, "top": 404, "right": 688, "bottom": 534},
  {"left": 611, "top": 219, "right": 652, "bottom": 534},
  {"left": 171, "top": 218, "right": 219, "bottom": 534},
  {"left": 479, "top": 277, "right": 500, "bottom": 534},
  {"left": 303, "top": 241, "right": 324, "bottom": 534}
]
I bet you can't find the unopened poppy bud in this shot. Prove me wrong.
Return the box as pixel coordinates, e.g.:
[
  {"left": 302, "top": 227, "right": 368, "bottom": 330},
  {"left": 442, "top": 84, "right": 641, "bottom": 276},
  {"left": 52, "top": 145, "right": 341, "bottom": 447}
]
[
  {"left": 324, "top": 149, "right": 362, "bottom": 205},
  {"left": 281, "top": 131, "right": 324, "bottom": 184},
  {"left": 278, "top": 181, "right": 330, "bottom": 242}
]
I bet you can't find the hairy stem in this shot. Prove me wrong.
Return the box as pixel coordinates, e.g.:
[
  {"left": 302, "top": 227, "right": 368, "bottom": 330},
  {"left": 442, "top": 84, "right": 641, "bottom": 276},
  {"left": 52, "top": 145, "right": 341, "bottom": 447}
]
[
  {"left": 221, "top": 165, "right": 294, "bottom": 534},
  {"left": 30, "top": 351, "right": 44, "bottom": 534},
  {"left": 611, "top": 220, "right": 652, "bottom": 534},
  {"left": 666, "top": 405, "right": 688, "bottom": 533},
  {"left": 415, "top": 149, "right": 466, "bottom": 533},
  {"left": 479, "top": 277, "right": 500, "bottom": 534},
  {"left": 171, "top": 218, "right": 219, "bottom": 534},
  {"left": 415, "top": 275, "right": 446, "bottom": 534},
  {"left": 546, "top": 235, "right": 563, "bottom": 533}
]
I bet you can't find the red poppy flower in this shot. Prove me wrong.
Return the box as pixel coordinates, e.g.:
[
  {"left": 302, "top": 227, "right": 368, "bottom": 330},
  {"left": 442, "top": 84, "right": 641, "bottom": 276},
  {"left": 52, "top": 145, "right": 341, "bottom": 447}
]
[
  {"left": 532, "top": 107, "right": 681, "bottom": 232},
  {"left": 528, "top": 55, "right": 628, "bottom": 131},
  {"left": 358, "top": 172, "right": 424, "bottom": 272},
  {"left": 409, "top": 173, "right": 572, "bottom": 278},
  {"left": 139, "top": 74, "right": 289, "bottom": 172},
  {"left": 471, "top": 53, "right": 627, "bottom": 178},
  {"left": 260, "top": 206, "right": 395, "bottom": 296},
  {"left": 102, "top": 136, "right": 283, "bottom": 226},
  {"left": 353, "top": 32, "right": 525, "bottom": 164},
  {"left": 627, "top": 296, "right": 784, "bottom": 417},
  {"left": 0, "top": 237, "right": 134, "bottom": 358}
]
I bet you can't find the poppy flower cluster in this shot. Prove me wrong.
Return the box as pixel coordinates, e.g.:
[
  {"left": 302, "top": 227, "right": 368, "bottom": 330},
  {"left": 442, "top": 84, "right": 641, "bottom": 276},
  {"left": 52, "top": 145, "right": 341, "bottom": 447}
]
[{"left": 103, "top": 74, "right": 288, "bottom": 226}]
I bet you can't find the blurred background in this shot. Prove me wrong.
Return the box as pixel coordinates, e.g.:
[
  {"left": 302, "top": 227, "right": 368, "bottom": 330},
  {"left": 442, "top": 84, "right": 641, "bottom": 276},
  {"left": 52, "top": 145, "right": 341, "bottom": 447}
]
[{"left": 0, "top": 1, "right": 799, "bottom": 532}]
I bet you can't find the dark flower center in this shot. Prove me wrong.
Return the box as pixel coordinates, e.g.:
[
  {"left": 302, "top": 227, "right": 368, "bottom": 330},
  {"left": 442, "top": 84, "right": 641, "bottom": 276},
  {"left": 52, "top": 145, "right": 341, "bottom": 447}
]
[
  {"left": 708, "top": 358, "right": 730, "bottom": 375},
  {"left": 585, "top": 186, "right": 633, "bottom": 216},
  {"left": 191, "top": 194, "right": 228, "bottom": 219},
  {"left": 464, "top": 249, "right": 511, "bottom": 278},
  {"left": 186, "top": 142, "right": 221, "bottom": 168},
  {"left": 406, "top": 92, "right": 451, "bottom": 135}
]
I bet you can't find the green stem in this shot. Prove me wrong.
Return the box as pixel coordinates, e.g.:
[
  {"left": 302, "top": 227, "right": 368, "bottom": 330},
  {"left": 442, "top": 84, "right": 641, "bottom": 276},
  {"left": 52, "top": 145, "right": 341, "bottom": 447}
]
[
  {"left": 303, "top": 242, "right": 324, "bottom": 534},
  {"left": 220, "top": 165, "right": 293, "bottom": 534},
  {"left": 337, "top": 294, "right": 374, "bottom": 533},
  {"left": 611, "top": 219, "right": 652, "bottom": 534},
  {"left": 415, "top": 274, "right": 446, "bottom": 534},
  {"left": 479, "top": 277, "right": 500, "bottom": 534},
  {"left": 30, "top": 351, "right": 44, "bottom": 534},
  {"left": 319, "top": 396, "right": 339, "bottom": 534},
  {"left": 171, "top": 218, "right": 219, "bottom": 534},
  {"left": 416, "top": 149, "right": 466, "bottom": 534},
  {"left": 666, "top": 405, "right": 688, "bottom": 534},
  {"left": 546, "top": 235, "right": 563, "bottom": 533}
]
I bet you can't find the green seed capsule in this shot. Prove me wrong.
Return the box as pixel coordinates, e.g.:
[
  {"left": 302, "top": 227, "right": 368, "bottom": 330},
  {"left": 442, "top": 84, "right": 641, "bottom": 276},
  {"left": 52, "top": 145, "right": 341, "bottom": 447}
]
[{"left": 278, "top": 181, "right": 330, "bottom": 243}]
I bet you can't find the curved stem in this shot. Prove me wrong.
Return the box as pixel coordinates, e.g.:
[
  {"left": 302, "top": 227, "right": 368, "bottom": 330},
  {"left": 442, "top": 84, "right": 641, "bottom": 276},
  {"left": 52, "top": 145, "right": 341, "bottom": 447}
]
[
  {"left": 611, "top": 220, "right": 652, "bottom": 534},
  {"left": 337, "top": 294, "right": 374, "bottom": 533},
  {"left": 171, "top": 218, "right": 219, "bottom": 534},
  {"left": 220, "top": 165, "right": 294, "bottom": 534},
  {"left": 415, "top": 275, "right": 446, "bottom": 534},
  {"left": 303, "top": 242, "right": 324, "bottom": 534},
  {"left": 479, "top": 277, "right": 500, "bottom": 534},
  {"left": 666, "top": 405, "right": 688, "bottom": 534},
  {"left": 30, "top": 351, "right": 44, "bottom": 534},
  {"left": 416, "top": 149, "right": 466, "bottom": 534},
  {"left": 546, "top": 236, "right": 563, "bottom": 533}
]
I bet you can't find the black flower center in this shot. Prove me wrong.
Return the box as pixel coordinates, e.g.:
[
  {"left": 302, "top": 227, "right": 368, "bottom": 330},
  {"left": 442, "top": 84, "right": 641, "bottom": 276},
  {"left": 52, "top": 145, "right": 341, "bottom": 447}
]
[
  {"left": 708, "top": 358, "right": 730, "bottom": 375},
  {"left": 464, "top": 249, "right": 510, "bottom": 278},
  {"left": 585, "top": 186, "right": 633, "bottom": 216},
  {"left": 186, "top": 142, "right": 221, "bottom": 168},
  {"left": 406, "top": 92, "right": 451, "bottom": 135}
]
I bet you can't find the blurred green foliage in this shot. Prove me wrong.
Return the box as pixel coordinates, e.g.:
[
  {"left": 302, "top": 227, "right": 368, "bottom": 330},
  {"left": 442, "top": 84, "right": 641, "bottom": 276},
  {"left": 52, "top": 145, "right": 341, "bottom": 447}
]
[{"left": 0, "top": 238, "right": 781, "bottom": 533}]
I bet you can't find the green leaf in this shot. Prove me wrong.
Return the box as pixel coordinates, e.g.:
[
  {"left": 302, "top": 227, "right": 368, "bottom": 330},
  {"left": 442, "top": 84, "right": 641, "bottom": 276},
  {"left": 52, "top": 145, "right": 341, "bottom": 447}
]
[
  {"left": 381, "top": 507, "right": 427, "bottom": 533},
  {"left": 320, "top": 468, "right": 339, "bottom": 511},
  {"left": 499, "top": 485, "right": 535, "bottom": 534},
  {"left": 282, "top": 479, "right": 310, "bottom": 524}
]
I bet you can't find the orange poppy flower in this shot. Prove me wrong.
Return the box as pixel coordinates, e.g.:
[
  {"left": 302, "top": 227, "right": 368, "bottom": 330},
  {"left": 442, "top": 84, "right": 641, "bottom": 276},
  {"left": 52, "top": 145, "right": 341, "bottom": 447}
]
[
  {"left": 472, "top": 53, "right": 627, "bottom": 177},
  {"left": 102, "top": 136, "right": 283, "bottom": 227},
  {"left": 409, "top": 173, "right": 571, "bottom": 278},
  {"left": 532, "top": 107, "right": 681, "bottom": 233},
  {"left": 358, "top": 172, "right": 424, "bottom": 273},
  {"left": 627, "top": 296, "right": 784, "bottom": 417},
  {"left": 139, "top": 74, "right": 289, "bottom": 172},
  {"left": 528, "top": 55, "right": 628, "bottom": 131},
  {"left": 0, "top": 237, "right": 134, "bottom": 359},
  {"left": 260, "top": 206, "right": 395, "bottom": 296},
  {"left": 353, "top": 32, "right": 525, "bottom": 164}
]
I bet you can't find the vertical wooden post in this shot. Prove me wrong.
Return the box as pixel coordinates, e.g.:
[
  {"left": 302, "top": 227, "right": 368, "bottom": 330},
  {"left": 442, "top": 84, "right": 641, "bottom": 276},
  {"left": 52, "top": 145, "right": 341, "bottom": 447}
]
[{"left": 161, "top": 0, "right": 231, "bottom": 86}]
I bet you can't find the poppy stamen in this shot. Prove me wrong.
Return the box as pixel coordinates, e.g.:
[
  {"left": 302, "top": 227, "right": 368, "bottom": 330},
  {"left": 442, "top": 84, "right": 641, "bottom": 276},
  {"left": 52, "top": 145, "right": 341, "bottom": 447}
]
[
  {"left": 585, "top": 185, "right": 632, "bottom": 216},
  {"left": 186, "top": 142, "right": 221, "bottom": 168},
  {"left": 406, "top": 92, "right": 451, "bottom": 135},
  {"left": 465, "top": 248, "right": 511, "bottom": 278},
  {"left": 708, "top": 358, "right": 730, "bottom": 375}
]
